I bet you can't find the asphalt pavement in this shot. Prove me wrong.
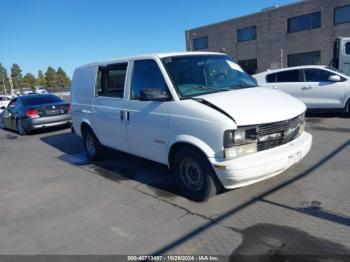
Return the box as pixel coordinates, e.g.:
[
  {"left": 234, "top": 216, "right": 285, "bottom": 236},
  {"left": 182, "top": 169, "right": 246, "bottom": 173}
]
[{"left": 0, "top": 114, "right": 349, "bottom": 259}]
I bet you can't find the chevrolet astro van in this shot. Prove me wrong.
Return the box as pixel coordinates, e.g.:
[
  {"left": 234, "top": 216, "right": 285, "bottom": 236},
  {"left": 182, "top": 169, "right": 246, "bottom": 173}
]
[{"left": 71, "top": 52, "right": 312, "bottom": 201}]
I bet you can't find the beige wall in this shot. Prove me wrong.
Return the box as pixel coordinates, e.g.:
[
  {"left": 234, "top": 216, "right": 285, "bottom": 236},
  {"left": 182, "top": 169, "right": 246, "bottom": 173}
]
[{"left": 186, "top": 0, "right": 350, "bottom": 73}]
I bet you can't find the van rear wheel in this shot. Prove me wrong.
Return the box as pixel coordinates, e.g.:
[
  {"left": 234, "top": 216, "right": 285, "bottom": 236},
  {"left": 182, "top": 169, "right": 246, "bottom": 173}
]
[
  {"left": 173, "top": 147, "right": 221, "bottom": 201},
  {"left": 83, "top": 128, "right": 105, "bottom": 161}
]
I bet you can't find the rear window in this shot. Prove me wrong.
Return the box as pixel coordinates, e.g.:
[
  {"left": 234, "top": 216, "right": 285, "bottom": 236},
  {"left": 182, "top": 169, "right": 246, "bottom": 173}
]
[
  {"left": 266, "top": 73, "right": 277, "bottom": 83},
  {"left": 23, "top": 95, "right": 63, "bottom": 106}
]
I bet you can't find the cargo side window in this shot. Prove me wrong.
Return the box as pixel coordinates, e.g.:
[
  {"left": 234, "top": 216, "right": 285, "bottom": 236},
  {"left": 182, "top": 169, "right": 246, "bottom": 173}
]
[{"left": 96, "top": 63, "right": 127, "bottom": 98}]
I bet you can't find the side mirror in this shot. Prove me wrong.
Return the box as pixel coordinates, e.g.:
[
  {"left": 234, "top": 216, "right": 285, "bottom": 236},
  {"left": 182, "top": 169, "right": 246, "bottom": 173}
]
[
  {"left": 328, "top": 75, "right": 341, "bottom": 82},
  {"left": 0, "top": 106, "right": 5, "bottom": 110},
  {"left": 139, "top": 88, "right": 170, "bottom": 101}
]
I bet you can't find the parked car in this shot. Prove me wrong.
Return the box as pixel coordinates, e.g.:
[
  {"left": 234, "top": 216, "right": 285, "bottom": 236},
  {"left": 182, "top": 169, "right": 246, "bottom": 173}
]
[
  {"left": 0, "top": 94, "right": 71, "bottom": 135},
  {"left": 0, "top": 95, "right": 11, "bottom": 113},
  {"left": 21, "top": 88, "right": 35, "bottom": 96},
  {"left": 71, "top": 52, "right": 312, "bottom": 201},
  {"left": 254, "top": 66, "right": 350, "bottom": 113},
  {"left": 34, "top": 86, "right": 48, "bottom": 94}
]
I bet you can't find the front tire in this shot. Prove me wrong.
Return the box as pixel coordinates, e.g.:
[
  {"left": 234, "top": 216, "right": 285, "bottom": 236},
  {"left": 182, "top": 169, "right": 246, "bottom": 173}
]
[
  {"left": 16, "top": 119, "right": 27, "bottom": 135},
  {"left": 173, "top": 147, "right": 222, "bottom": 201},
  {"left": 83, "top": 128, "right": 105, "bottom": 161}
]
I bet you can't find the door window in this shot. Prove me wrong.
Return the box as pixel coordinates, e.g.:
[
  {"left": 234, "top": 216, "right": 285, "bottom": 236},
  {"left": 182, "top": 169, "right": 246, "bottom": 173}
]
[
  {"left": 346, "top": 43, "right": 350, "bottom": 55},
  {"left": 304, "top": 69, "right": 333, "bottom": 82},
  {"left": 130, "top": 60, "right": 169, "bottom": 100},
  {"left": 276, "top": 70, "right": 302, "bottom": 82},
  {"left": 96, "top": 63, "right": 127, "bottom": 98}
]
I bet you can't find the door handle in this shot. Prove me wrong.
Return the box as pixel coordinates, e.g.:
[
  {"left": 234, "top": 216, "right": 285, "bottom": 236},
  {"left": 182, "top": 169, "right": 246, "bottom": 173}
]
[
  {"left": 344, "top": 62, "right": 350, "bottom": 65},
  {"left": 273, "top": 86, "right": 278, "bottom": 89},
  {"left": 302, "top": 86, "right": 312, "bottom": 90},
  {"left": 126, "top": 111, "right": 130, "bottom": 123},
  {"left": 120, "top": 110, "right": 124, "bottom": 121}
]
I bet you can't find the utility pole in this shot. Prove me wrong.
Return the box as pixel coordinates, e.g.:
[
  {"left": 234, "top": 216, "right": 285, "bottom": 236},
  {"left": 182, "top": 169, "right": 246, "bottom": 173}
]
[{"left": 280, "top": 48, "right": 284, "bottom": 68}]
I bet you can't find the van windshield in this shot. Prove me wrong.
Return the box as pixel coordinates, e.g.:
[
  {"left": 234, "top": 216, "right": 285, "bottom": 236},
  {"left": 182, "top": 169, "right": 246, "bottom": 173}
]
[{"left": 162, "top": 55, "right": 257, "bottom": 98}]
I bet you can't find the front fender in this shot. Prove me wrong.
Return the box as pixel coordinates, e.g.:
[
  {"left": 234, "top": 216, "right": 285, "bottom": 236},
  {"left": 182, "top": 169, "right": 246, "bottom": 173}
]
[{"left": 168, "top": 134, "right": 219, "bottom": 158}]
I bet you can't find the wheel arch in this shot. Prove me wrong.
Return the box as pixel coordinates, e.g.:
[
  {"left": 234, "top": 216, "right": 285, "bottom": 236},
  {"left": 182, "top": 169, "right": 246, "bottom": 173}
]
[
  {"left": 168, "top": 136, "right": 216, "bottom": 170},
  {"left": 80, "top": 120, "right": 93, "bottom": 138},
  {"left": 345, "top": 95, "right": 350, "bottom": 112}
]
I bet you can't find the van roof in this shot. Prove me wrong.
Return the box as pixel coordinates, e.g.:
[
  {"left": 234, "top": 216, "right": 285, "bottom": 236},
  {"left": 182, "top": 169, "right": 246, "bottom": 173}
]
[{"left": 76, "top": 51, "right": 226, "bottom": 69}]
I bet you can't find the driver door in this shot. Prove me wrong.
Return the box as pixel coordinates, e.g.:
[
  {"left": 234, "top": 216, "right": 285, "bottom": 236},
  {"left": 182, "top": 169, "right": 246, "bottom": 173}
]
[
  {"left": 124, "top": 59, "right": 172, "bottom": 164},
  {"left": 303, "top": 68, "right": 345, "bottom": 109}
]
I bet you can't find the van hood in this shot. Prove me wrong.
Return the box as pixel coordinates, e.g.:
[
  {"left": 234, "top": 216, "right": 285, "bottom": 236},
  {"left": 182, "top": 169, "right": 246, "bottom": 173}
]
[{"left": 197, "top": 87, "right": 306, "bottom": 126}]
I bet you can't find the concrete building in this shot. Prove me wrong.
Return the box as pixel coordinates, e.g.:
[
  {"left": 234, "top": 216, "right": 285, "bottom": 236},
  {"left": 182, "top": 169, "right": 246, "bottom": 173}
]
[{"left": 185, "top": 0, "right": 350, "bottom": 74}]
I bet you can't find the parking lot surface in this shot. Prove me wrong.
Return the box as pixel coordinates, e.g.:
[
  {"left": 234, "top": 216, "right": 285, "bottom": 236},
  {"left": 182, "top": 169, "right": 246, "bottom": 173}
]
[{"left": 0, "top": 115, "right": 349, "bottom": 258}]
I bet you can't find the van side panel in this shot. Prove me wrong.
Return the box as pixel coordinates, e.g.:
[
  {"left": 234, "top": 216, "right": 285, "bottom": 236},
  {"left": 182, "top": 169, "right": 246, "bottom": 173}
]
[{"left": 71, "top": 66, "right": 97, "bottom": 137}]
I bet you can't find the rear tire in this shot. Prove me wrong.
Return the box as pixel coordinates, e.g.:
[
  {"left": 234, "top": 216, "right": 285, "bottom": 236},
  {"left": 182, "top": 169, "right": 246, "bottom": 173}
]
[
  {"left": 173, "top": 147, "right": 222, "bottom": 201},
  {"left": 82, "top": 128, "right": 105, "bottom": 161},
  {"left": 16, "top": 119, "right": 27, "bottom": 135}
]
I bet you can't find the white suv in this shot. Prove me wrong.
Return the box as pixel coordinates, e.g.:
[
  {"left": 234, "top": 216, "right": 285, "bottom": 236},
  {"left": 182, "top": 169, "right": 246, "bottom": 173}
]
[
  {"left": 254, "top": 66, "right": 350, "bottom": 113},
  {"left": 71, "top": 52, "right": 312, "bottom": 201}
]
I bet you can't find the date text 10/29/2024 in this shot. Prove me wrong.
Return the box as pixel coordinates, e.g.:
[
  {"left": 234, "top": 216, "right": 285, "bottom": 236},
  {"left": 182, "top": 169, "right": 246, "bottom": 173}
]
[{"left": 127, "top": 256, "right": 219, "bottom": 261}]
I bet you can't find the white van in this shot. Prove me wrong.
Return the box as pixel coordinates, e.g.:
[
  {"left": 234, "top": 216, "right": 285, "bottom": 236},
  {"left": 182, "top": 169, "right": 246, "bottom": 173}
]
[{"left": 71, "top": 52, "right": 312, "bottom": 201}]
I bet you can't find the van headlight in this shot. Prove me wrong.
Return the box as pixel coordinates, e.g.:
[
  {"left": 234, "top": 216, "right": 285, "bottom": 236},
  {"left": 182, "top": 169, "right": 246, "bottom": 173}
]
[{"left": 223, "top": 128, "right": 258, "bottom": 159}]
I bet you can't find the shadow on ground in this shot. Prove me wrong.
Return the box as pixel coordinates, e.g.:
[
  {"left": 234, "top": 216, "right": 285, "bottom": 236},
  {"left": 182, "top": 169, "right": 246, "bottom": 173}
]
[
  {"left": 40, "top": 131, "right": 182, "bottom": 200},
  {"left": 230, "top": 224, "right": 350, "bottom": 261}
]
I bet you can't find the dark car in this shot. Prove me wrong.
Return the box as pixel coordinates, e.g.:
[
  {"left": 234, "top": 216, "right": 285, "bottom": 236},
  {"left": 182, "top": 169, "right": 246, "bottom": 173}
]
[{"left": 0, "top": 94, "right": 71, "bottom": 135}]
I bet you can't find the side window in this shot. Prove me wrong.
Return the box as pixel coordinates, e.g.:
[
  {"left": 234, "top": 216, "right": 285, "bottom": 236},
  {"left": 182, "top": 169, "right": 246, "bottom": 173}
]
[
  {"left": 304, "top": 69, "right": 333, "bottom": 82},
  {"left": 346, "top": 43, "right": 350, "bottom": 55},
  {"left": 95, "top": 63, "right": 127, "bottom": 98},
  {"left": 130, "top": 60, "right": 169, "bottom": 100},
  {"left": 276, "top": 70, "right": 302, "bottom": 82},
  {"left": 266, "top": 73, "right": 277, "bottom": 83},
  {"left": 8, "top": 99, "right": 16, "bottom": 108}
]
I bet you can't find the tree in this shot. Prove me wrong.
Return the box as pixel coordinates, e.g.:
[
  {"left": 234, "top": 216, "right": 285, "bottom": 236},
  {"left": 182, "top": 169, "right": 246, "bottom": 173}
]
[
  {"left": 56, "top": 67, "right": 71, "bottom": 89},
  {"left": 45, "top": 66, "right": 57, "bottom": 89},
  {"left": 0, "top": 63, "right": 10, "bottom": 94},
  {"left": 11, "top": 63, "right": 22, "bottom": 90},
  {"left": 22, "top": 73, "right": 36, "bottom": 88},
  {"left": 36, "top": 70, "right": 47, "bottom": 86}
]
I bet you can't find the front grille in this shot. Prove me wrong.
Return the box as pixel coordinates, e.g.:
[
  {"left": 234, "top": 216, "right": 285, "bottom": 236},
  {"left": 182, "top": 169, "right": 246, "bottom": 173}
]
[{"left": 257, "top": 115, "right": 302, "bottom": 151}]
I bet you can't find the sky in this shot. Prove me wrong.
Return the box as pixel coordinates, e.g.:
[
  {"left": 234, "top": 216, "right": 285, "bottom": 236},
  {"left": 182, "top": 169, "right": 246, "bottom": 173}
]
[{"left": 0, "top": 0, "right": 297, "bottom": 77}]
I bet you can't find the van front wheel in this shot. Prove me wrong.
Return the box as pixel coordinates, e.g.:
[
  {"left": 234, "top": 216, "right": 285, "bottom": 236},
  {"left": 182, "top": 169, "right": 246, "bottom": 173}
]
[
  {"left": 83, "top": 129, "right": 105, "bottom": 161},
  {"left": 173, "top": 147, "right": 221, "bottom": 201}
]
